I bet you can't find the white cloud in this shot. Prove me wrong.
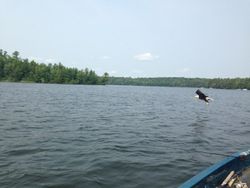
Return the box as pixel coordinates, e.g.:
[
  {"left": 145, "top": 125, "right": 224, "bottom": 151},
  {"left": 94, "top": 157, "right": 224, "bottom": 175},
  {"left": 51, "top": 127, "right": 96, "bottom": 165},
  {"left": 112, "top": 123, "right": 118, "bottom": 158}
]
[
  {"left": 100, "top": 56, "right": 111, "bottom": 60},
  {"left": 179, "top": 68, "right": 191, "bottom": 73},
  {"left": 134, "top": 52, "right": 159, "bottom": 61},
  {"left": 109, "top": 70, "right": 118, "bottom": 75}
]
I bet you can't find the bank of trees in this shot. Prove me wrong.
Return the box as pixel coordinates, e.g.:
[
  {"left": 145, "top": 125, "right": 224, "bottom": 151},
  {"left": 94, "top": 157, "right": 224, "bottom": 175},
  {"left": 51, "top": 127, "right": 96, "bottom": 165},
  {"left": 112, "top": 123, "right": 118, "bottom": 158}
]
[
  {"left": 108, "top": 77, "right": 250, "bottom": 89},
  {"left": 0, "top": 50, "right": 109, "bottom": 85},
  {"left": 1, "top": 49, "right": 249, "bottom": 89}
]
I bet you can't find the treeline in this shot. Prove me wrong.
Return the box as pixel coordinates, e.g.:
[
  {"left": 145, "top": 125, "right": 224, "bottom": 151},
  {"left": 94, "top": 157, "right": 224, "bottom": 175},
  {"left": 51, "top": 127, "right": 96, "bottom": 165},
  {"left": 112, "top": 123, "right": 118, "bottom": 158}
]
[
  {"left": 1, "top": 49, "right": 249, "bottom": 89},
  {"left": 0, "top": 50, "right": 109, "bottom": 84},
  {"left": 108, "top": 77, "right": 250, "bottom": 89}
]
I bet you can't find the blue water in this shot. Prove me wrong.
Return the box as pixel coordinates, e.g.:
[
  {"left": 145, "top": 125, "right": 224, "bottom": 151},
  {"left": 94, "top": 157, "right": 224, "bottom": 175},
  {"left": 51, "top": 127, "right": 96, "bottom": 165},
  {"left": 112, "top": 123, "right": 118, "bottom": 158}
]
[{"left": 0, "top": 83, "right": 250, "bottom": 188}]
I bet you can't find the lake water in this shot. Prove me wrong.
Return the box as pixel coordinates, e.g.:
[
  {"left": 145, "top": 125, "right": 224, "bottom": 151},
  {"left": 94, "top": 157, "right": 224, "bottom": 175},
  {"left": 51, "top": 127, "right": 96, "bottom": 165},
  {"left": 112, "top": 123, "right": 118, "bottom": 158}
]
[{"left": 0, "top": 83, "right": 250, "bottom": 188}]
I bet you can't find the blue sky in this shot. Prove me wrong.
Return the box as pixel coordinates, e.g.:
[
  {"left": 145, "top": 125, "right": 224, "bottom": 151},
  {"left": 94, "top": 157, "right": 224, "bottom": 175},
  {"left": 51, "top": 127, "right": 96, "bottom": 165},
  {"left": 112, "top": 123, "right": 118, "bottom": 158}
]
[{"left": 0, "top": 0, "right": 250, "bottom": 78}]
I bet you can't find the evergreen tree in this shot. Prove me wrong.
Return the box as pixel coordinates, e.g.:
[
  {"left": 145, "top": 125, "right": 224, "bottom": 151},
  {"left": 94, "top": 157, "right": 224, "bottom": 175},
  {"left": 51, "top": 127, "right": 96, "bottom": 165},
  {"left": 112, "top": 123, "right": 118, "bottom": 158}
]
[{"left": 0, "top": 49, "right": 109, "bottom": 85}]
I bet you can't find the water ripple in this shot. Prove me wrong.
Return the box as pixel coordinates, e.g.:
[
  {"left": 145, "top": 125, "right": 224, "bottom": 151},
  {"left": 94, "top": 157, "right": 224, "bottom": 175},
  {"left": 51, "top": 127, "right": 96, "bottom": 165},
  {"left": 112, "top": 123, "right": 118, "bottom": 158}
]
[{"left": 1, "top": 83, "right": 250, "bottom": 188}]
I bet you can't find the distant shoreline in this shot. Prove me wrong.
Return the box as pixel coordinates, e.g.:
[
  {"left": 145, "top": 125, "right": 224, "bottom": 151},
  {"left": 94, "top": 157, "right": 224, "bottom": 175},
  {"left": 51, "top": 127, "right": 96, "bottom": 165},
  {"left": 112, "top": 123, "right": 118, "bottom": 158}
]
[
  {"left": 1, "top": 77, "right": 249, "bottom": 90},
  {"left": 107, "top": 77, "right": 250, "bottom": 90},
  {"left": 1, "top": 50, "right": 249, "bottom": 89}
]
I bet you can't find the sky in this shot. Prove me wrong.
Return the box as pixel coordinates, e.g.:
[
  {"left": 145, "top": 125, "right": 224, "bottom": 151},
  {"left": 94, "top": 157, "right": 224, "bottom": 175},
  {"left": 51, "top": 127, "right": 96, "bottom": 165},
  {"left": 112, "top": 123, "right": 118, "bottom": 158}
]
[{"left": 0, "top": 0, "right": 250, "bottom": 78}]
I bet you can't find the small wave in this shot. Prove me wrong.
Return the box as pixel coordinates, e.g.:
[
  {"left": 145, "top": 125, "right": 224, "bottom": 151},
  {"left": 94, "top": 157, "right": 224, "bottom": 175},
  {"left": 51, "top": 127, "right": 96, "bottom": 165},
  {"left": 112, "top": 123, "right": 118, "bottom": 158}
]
[
  {"left": 112, "top": 144, "right": 131, "bottom": 153},
  {"left": 13, "top": 110, "right": 25, "bottom": 113},
  {"left": 5, "top": 148, "right": 48, "bottom": 156}
]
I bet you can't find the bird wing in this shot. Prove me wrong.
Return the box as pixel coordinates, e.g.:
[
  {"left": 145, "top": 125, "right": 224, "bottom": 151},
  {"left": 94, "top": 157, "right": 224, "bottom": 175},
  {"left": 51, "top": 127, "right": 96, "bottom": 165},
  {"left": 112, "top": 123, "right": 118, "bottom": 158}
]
[
  {"left": 196, "top": 89, "right": 207, "bottom": 98},
  {"left": 196, "top": 89, "right": 203, "bottom": 96}
]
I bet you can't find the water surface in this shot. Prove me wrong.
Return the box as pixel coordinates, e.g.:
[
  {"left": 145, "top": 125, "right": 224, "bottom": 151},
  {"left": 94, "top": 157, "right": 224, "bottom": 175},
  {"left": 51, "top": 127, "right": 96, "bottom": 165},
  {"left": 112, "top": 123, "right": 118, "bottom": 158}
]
[{"left": 0, "top": 83, "right": 250, "bottom": 188}]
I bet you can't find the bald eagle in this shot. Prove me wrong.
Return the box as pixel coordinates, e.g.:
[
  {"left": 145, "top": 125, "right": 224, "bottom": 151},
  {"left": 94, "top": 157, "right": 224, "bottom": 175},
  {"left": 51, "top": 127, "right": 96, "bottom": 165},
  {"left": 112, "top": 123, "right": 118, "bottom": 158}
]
[{"left": 195, "top": 89, "right": 213, "bottom": 103}]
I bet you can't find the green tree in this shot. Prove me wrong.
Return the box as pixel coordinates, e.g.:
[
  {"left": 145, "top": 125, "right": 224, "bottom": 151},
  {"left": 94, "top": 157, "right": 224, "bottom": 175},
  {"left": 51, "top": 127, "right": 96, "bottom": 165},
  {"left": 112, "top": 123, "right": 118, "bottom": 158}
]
[
  {"left": 100, "top": 72, "right": 109, "bottom": 84},
  {"left": 12, "top": 51, "right": 20, "bottom": 59}
]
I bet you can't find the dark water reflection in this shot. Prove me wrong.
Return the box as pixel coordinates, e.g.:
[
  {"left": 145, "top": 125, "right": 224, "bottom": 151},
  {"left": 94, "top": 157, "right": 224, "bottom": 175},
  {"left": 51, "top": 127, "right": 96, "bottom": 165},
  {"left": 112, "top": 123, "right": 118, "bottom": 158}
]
[{"left": 0, "top": 83, "right": 250, "bottom": 188}]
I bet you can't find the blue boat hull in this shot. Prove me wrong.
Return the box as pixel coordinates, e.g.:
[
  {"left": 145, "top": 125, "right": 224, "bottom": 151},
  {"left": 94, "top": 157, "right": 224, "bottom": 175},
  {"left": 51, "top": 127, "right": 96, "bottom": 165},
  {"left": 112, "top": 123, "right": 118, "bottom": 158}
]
[{"left": 179, "top": 150, "right": 250, "bottom": 188}]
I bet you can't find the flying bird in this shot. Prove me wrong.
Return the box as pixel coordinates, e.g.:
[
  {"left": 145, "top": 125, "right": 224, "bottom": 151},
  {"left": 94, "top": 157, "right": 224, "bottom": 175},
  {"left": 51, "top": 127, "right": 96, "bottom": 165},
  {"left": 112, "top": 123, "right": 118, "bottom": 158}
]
[{"left": 195, "top": 89, "right": 213, "bottom": 103}]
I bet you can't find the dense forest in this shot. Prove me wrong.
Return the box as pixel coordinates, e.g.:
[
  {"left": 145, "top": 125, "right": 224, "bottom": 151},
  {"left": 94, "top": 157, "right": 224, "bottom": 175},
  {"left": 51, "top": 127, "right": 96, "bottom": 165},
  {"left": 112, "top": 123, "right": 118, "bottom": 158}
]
[
  {"left": 0, "top": 50, "right": 109, "bottom": 85},
  {"left": 108, "top": 77, "right": 250, "bottom": 89},
  {"left": 1, "top": 49, "right": 249, "bottom": 89}
]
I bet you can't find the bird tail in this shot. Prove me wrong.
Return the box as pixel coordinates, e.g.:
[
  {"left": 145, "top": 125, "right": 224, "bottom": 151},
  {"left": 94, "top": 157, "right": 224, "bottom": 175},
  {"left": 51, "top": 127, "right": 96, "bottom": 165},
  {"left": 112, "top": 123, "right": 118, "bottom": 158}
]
[{"left": 206, "top": 97, "right": 214, "bottom": 101}]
